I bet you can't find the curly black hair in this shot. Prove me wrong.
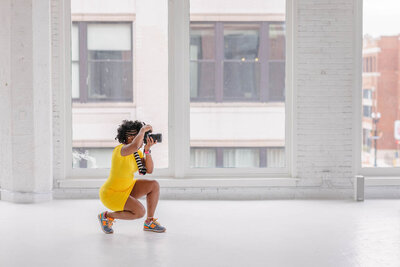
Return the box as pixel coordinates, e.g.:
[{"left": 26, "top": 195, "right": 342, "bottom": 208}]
[{"left": 115, "top": 120, "right": 144, "bottom": 144}]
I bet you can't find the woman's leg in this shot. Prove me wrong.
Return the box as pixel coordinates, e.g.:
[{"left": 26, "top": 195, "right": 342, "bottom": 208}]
[
  {"left": 107, "top": 196, "right": 146, "bottom": 220},
  {"left": 130, "top": 179, "right": 160, "bottom": 219}
]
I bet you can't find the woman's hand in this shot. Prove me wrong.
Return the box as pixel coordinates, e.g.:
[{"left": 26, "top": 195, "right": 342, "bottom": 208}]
[
  {"left": 140, "top": 124, "right": 153, "bottom": 134},
  {"left": 144, "top": 136, "right": 157, "bottom": 152}
]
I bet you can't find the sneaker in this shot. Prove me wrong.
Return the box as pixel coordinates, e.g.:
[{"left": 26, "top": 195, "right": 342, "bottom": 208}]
[
  {"left": 98, "top": 211, "right": 115, "bottom": 234},
  {"left": 144, "top": 218, "right": 166, "bottom": 233}
]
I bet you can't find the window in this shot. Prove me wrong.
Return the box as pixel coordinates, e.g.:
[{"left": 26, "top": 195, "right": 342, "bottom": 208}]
[
  {"left": 362, "top": 0, "right": 400, "bottom": 167},
  {"left": 189, "top": 0, "right": 287, "bottom": 171},
  {"left": 71, "top": 14, "right": 169, "bottom": 171},
  {"left": 73, "top": 148, "right": 113, "bottom": 168},
  {"left": 363, "top": 105, "right": 372, "bottom": 117},
  {"left": 190, "top": 22, "right": 285, "bottom": 102},
  {"left": 363, "top": 89, "right": 372, "bottom": 99},
  {"left": 190, "top": 147, "right": 285, "bottom": 168},
  {"left": 71, "top": 22, "right": 133, "bottom": 103}
]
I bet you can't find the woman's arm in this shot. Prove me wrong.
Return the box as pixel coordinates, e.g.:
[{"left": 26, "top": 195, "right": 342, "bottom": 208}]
[
  {"left": 120, "top": 125, "right": 152, "bottom": 156},
  {"left": 142, "top": 153, "right": 154, "bottom": 174},
  {"left": 141, "top": 136, "right": 156, "bottom": 173}
]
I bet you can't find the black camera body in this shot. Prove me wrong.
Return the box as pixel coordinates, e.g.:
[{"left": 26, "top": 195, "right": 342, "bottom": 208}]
[
  {"left": 144, "top": 132, "right": 162, "bottom": 144},
  {"left": 141, "top": 122, "right": 162, "bottom": 144}
]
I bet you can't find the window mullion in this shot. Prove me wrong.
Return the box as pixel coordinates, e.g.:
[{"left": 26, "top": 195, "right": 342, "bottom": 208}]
[
  {"left": 215, "top": 22, "right": 224, "bottom": 102},
  {"left": 78, "top": 22, "right": 88, "bottom": 103},
  {"left": 259, "top": 22, "right": 269, "bottom": 102}
]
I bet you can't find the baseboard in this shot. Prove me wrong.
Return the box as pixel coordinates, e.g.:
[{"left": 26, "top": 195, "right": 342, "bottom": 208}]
[{"left": 0, "top": 189, "right": 53, "bottom": 203}]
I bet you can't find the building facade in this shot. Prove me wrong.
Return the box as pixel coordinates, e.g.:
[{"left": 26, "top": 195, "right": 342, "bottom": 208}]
[{"left": 362, "top": 35, "right": 400, "bottom": 167}]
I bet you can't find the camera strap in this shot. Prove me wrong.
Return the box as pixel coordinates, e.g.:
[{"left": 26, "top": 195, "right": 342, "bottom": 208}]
[{"left": 134, "top": 151, "right": 147, "bottom": 175}]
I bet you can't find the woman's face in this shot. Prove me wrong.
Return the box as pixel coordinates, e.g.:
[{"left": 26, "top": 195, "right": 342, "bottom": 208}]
[{"left": 126, "top": 129, "right": 143, "bottom": 146}]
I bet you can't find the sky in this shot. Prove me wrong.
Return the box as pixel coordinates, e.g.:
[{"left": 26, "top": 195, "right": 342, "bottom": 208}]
[{"left": 363, "top": 0, "right": 400, "bottom": 37}]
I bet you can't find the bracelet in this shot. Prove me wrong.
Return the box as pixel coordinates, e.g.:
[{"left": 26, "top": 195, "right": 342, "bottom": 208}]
[{"left": 145, "top": 149, "right": 151, "bottom": 154}]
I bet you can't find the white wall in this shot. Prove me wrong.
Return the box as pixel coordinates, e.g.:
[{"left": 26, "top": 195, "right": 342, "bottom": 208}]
[
  {"left": 71, "top": 0, "right": 135, "bottom": 14},
  {"left": 295, "top": 0, "right": 354, "bottom": 190},
  {"left": 0, "top": 0, "right": 53, "bottom": 203},
  {"left": 52, "top": 0, "right": 398, "bottom": 199}
]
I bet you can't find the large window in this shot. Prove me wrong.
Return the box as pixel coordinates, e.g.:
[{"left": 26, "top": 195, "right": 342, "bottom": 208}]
[
  {"left": 362, "top": 0, "right": 400, "bottom": 167},
  {"left": 70, "top": 1, "right": 170, "bottom": 171},
  {"left": 189, "top": 0, "right": 286, "bottom": 170},
  {"left": 72, "top": 22, "right": 133, "bottom": 103},
  {"left": 190, "top": 22, "right": 285, "bottom": 102}
]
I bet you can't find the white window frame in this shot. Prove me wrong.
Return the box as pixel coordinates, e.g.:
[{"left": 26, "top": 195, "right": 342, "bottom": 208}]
[
  {"left": 59, "top": 0, "right": 296, "bottom": 185},
  {"left": 354, "top": 0, "right": 400, "bottom": 180}
]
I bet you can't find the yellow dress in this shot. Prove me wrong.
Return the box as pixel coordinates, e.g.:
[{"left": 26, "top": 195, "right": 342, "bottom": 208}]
[{"left": 99, "top": 144, "right": 144, "bottom": 211}]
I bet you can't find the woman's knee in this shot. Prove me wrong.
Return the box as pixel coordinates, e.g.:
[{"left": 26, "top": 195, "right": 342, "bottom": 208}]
[
  {"left": 137, "top": 205, "right": 146, "bottom": 218},
  {"left": 151, "top": 180, "right": 160, "bottom": 192}
]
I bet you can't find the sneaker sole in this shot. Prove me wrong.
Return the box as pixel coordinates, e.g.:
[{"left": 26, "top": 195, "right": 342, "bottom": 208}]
[
  {"left": 98, "top": 214, "right": 113, "bottom": 234},
  {"left": 143, "top": 228, "right": 166, "bottom": 233}
]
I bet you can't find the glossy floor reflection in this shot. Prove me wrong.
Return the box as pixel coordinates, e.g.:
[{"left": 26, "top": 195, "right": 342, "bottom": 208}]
[{"left": 0, "top": 199, "right": 400, "bottom": 267}]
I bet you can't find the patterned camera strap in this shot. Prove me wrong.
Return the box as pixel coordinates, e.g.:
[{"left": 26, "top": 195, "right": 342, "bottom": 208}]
[{"left": 134, "top": 151, "right": 147, "bottom": 175}]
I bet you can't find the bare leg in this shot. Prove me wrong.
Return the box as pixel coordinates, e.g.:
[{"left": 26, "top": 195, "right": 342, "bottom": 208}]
[
  {"left": 107, "top": 196, "right": 146, "bottom": 220},
  {"left": 130, "top": 179, "right": 160, "bottom": 218}
]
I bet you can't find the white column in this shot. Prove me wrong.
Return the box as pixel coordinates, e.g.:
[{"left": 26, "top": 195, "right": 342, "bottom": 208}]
[
  {"left": 0, "top": 0, "right": 53, "bottom": 203},
  {"left": 168, "top": 0, "right": 190, "bottom": 178},
  {"left": 135, "top": 0, "right": 170, "bottom": 169}
]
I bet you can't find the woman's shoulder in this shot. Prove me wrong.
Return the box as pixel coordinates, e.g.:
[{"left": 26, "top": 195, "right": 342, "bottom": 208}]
[
  {"left": 114, "top": 143, "right": 124, "bottom": 150},
  {"left": 112, "top": 144, "right": 124, "bottom": 156}
]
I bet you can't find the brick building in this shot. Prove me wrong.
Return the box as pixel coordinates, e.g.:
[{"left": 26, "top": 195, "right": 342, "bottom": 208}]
[{"left": 362, "top": 35, "right": 400, "bottom": 166}]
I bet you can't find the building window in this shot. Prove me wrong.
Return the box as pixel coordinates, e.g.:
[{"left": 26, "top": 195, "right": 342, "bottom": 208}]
[
  {"left": 72, "top": 147, "right": 114, "bottom": 168},
  {"left": 363, "top": 105, "right": 372, "bottom": 117},
  {"left": 71, "top": 22, "right": 133, "bottom": 103},
  {"left": 363, "top": 89, "right": 372, "bottom": 99},
  {"left": 190, "top": 22, "right": 285, "bottom": 102},
  {"left": 190, "top": 147, "right": 285, "bottom": 168}
]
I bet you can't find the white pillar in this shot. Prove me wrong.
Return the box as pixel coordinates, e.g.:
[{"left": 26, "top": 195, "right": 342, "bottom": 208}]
[
  {"left": 168, "top": 0, "right": 190, "bottom": 178},
  {"left": 0, "top": 0, "right": 53, "bottom": 203},
  {"left": 135, "top": 0, "right": 170, "bottom": 169}
]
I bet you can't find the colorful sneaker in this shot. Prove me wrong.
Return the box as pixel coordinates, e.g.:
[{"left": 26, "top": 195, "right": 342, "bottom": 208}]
[
  {"left": 98, "top": 211, "right": 115, "bottom": 234},
  {"left": 144, "top": 218, "right": 166, "bottom": 233}
]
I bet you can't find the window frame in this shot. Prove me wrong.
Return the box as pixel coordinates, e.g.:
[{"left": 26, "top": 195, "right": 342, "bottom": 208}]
[
  {"left": 355, "top": 0, "right": 400, "bottom": 177},
  {"left": 71, "top": 21, "right": 134, "bottom": 103},
  {"left": 61, "top": 0, "right": 295, "bottom": 181},
  {"left": 190, "top": 21, "right": 286, "bottom": 103}
]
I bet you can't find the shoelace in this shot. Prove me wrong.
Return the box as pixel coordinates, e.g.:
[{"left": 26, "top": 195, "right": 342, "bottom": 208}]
[
  {"left": 151, "top": 218, "right": 160, "bottom": 226},
  {"left": 107, "top": 218, "right": 115, "bottom": 228}
]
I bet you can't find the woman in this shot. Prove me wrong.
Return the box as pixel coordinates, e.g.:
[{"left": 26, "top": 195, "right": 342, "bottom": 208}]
[{"left": 98, "top": 120, "right": 166, "bottom": 234}]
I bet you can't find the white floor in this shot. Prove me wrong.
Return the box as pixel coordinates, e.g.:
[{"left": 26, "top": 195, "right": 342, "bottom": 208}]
[{"left": 1, "top": 199, "right": 400, "bottom": 267}]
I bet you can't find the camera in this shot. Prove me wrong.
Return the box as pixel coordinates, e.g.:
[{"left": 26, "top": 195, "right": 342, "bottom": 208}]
[
  {"left": 144, "top": 132, "right": 162, "bottom": 144},
  {"left": 142, "top": 122, "right": 162, "bottom": 144}
]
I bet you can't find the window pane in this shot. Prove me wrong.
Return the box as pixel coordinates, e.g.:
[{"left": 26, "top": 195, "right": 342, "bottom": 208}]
[
  {"left": 87, "top": 23, "right": 131, "bottom": 51},
  {"left": 363, "top": 0, "right": 400, "bottom": 167},
  {"left": 267, "top": 147, "right": 285, "bottom": 168},
  {"left": 72, "top": 62, "right": 80, "bottom": 99},
  {"left": 223, "top": 62, "right": 260, "bottom": 101},
  {"left": 88, "top": 61, "right": 133, "bottom": 101},
  {"left": 223, "top": 148, "right": 260, "bottom": 168},
  {"left": 269, "top": 23, "right": 285, "bottom": 60},
  {"left": 190, "top": 148, "right": 216, "bottom": 167},
  {"left": 71, "top": 23, "right": 79, "bottom": 61},
  {"left": 73, "top": 148, "right": 113, "bottom": 168},
  {"left": 190, "top": 61, "right": 215, "bottom": 100},
  {"left": 224, "top": 24, "right": 259, "bottom": 60},
  {"left": 269, "top": 62, "right": 285, "bottom": 101},
  {"left": 190, "top": 24, "right": 215, "bottom": 60}
]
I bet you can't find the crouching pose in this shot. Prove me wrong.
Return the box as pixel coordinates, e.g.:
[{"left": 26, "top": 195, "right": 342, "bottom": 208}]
[{"left": 98, "top": 120, "right": 166, "bottom": 234}]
